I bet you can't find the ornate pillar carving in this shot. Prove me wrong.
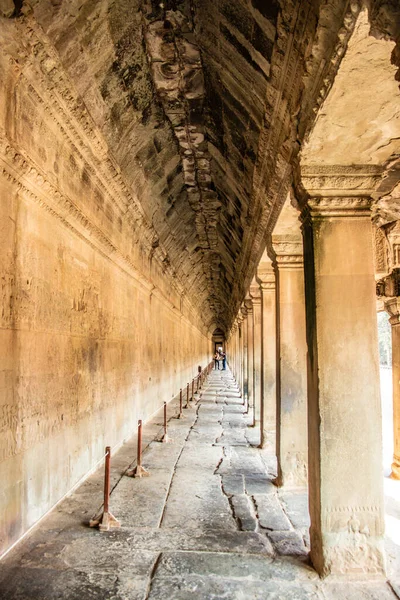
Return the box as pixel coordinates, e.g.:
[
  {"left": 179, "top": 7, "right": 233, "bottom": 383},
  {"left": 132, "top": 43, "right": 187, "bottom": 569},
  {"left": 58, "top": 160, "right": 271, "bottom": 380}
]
[
  {"left": 244, "top": 296, "right": 254, "bottom": 416},
  {"left": 257, "top": 256, "right": 277, "bottom": 450},
  {"left": 384, "top": 297, "right": 400, "bottom": 480},
  {"left": 249, "top": 279, "right": 262, "bottom": 429},
  {"left": 273, "top": 238, "right": 308, "bottom": 488},
  {"left": 299, "top": 165, "right": 386, "bottom": 576}
]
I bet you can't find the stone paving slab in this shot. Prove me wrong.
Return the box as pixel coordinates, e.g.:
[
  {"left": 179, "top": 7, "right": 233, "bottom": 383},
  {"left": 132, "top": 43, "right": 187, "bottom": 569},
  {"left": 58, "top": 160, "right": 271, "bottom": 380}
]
[
  {"left": 253, "top": 494, "right": 293, "bottom": 531},
  {"left": 160, "top": 469, "right": 237, "bottom": 531},
  {"left": 153, "top": 552, "right": 319, "bottom": 581},
  {"left": 0, "top": 367, "right": 399, "bottom": 600},
  {"left": 147, "top": 575, "right": 323, "bottom": 600},
  {"left": 322, "top": 581, "right": 398, "bottom": 600},
  {"left": 279, "top": 491, "right": 310, "bottom": 530}
]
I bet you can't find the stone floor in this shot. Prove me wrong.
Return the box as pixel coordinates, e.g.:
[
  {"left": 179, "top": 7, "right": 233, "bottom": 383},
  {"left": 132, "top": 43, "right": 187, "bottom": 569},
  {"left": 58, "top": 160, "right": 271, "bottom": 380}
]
[{"left": 1, "top": 368, "right": 399, "bottom": 599}]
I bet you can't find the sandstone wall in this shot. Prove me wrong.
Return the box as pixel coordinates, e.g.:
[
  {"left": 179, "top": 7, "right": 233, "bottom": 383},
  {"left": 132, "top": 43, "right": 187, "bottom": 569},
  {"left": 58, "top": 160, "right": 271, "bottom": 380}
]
[{"left": 0, "top": 16, "right": 210, "bottom": 557}]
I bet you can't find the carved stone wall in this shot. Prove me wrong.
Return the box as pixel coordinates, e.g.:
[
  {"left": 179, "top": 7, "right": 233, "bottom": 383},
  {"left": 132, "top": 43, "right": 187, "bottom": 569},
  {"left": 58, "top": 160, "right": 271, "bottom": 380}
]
[{"left": 0, "top": 10, "right": 210, "bottom": 556}]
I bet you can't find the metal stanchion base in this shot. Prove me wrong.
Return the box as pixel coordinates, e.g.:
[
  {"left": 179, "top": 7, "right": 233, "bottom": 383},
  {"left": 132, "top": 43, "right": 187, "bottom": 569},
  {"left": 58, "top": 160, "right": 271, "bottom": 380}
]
[
  {"left": 177, "top": 412, "right": 185, "bottom": 419},
  {"left": 90, "top": 511, "right": 121, "bottom": 531},
  {"left": 161, "top": 433, "right": 173, "bottom": 443},
  {"left": 127, "top": 464, "right": 150, "bottom": 478}
]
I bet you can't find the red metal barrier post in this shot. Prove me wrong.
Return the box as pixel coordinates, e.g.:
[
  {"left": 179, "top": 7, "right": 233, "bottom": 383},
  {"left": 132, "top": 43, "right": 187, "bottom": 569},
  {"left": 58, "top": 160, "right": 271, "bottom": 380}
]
[
  {"left": 90, "top": 447, "right": 121, "bottom": 531},
  {"left": 127, "top": 420, "right": 150, "bottom": 478}
]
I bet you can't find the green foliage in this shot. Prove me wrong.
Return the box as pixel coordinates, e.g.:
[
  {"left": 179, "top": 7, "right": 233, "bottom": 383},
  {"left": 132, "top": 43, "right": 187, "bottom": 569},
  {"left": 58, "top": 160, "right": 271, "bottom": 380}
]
[{"left": 378, "top": 311, "right": 392, "bottom": 366}]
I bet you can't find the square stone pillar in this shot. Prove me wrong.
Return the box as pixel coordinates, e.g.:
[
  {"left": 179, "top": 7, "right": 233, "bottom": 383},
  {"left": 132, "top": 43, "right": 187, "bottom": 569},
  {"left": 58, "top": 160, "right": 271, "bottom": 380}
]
[
  {"left": 301, "top": 195, "right": 385, "bottom": 576},
  {"left": 384, "top": 298, "right": 400, "bottom": 480},
  {"left": 250, "top": 280, "right": 262, "bottom": 429},
  {"left": 273, "top": 240, "right": 308, "bottom": 488},
  {"left": 241, "top": 305, "right": 249, "bottom": 401},
  {"left": 257, "top": 260, "right": 277, "bottom": 450},
  {"left": 244, "top": 296, "right": 254, "bottom": 416},
  {"left": 237, "top": 316, "right": 244, "bottom": 390}
]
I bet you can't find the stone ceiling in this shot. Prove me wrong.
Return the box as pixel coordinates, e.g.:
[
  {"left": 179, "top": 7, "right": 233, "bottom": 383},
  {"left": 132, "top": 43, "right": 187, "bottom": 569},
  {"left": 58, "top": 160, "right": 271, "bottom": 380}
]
[
  {"left": 301, "top": 8, "right": 400, "bottom": 167},
  {"left": 3, "top": 0, "right": 399, "bottom": 333}
]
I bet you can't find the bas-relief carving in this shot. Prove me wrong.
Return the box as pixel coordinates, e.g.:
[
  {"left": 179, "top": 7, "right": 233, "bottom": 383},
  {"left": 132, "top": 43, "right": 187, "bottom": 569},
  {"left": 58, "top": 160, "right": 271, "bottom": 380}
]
[
  {"left": 309, "top": 505, "right": 386, "bottom": 576},
  {"left": 283, "top": 451, "right": 308, "bottom": 487},
  {"left": 0, "top": 16, "right": 207, "bottom": 329}
]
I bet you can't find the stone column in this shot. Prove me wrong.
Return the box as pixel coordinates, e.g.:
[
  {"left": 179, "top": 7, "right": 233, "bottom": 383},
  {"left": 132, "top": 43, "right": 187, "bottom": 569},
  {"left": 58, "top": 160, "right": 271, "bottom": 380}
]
[
  {"left": 249, "top": 280, "right": 262, "bottom": 428},
  {"left": 273, "top": 240, "right": 308, "bottom": 488},
  {"left": 384, "top": 298, "right": 400, "bottom": 480},
  {"left": 300, "top": 188, "right": 385, "bottom": 576},
  {"left": 257, "top": 258, "right": 277, "bottom": 449},
  {"left": 241, "top": 305, "right": 248, "bottom": 402},
  {"left": 244, "top": 296, "right": 254, "bottom": 416},
  {"left": 237, "top": 314, "right": 244, "bottom": 390},
  {"left": 231, "top": 323, "right": 237, "bottom": 378}
]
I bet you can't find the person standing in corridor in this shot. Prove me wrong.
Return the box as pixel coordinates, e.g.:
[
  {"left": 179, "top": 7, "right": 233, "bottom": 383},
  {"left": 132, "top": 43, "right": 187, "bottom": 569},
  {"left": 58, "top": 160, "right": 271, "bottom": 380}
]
[{"left": 221, "top": 350, "right": 226, "bottom": 370}]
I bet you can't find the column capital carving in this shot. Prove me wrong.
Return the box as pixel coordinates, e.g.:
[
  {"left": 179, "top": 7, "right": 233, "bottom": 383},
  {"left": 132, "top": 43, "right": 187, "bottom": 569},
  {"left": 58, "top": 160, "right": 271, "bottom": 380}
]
[
  {"left": 385, "top": 297, "right": 400, "bottom": 326},
  {"left": 244, "top": 296, "right": 253, "bottom": 313},
  {"left": 256, "top": 265, "right": 275, "bottom": 290},
  {"left": 272, "top": 238, "right": 303, "bottom": 269},
  {"left": 302, "top": 196, "right": 373, "bottom": 220},
  {"left": 299, "top": 165, "right": 380, "bottom": 220},
  {"left": 249, "top": 283, "right": 262, "bottom": 305}
]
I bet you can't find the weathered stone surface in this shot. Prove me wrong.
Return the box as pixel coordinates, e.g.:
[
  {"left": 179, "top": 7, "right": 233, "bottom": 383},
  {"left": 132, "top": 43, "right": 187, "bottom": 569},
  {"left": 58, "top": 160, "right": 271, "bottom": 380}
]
[
  {"left": 268, "top": 530, "right": 309, "bottom": 557},
  {"left": 1, "top": 370, "right": 398, "bottom": 599},
  {"left": 147, "top": 576, "right": 322, "bottom": 600},
  {"left": 254, "top": 494, "right": 293, "bottom": 532}
]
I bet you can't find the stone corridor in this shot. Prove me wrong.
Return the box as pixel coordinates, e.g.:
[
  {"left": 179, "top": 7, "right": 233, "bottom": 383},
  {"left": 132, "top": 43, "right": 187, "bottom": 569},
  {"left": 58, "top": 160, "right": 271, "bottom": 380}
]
[{"left": 0, "top": 368, "right": 399, "bottom": 599}]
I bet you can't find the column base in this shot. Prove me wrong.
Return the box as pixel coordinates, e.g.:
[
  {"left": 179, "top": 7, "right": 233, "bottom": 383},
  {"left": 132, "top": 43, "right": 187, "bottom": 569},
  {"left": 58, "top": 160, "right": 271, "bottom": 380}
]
[
  {"left": 275, "top": 452, "right": 308, "bottom": 488},
  {"left": 390, "top": 455, "right": 400, "bottom": 480},
  {"left": 259, "top": 429, "right": 275, "bottom": 451},
  {"left": 310, "top": 531, "right": 386, "bottom": 578}
]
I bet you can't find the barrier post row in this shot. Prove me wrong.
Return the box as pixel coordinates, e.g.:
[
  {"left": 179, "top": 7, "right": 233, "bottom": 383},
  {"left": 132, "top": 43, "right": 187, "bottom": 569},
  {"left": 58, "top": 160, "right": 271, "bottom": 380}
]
[
  {"left": 177, "top": 388, "right": 184, "bottom": 419},
  {"left": 192, "top": 378, "right": 194, "bottom": 400},
  {"left": 161, "top": 401, "right": 172, "bottom": 443},
  {"left": 90, "top": 447, "right": 121, "bottom": 531},
  {"left": 127, "top": 420, "right": 150, "bottom": 478},
  {"left": 185, "top": 382, "right": 190, "bottom": 408}
]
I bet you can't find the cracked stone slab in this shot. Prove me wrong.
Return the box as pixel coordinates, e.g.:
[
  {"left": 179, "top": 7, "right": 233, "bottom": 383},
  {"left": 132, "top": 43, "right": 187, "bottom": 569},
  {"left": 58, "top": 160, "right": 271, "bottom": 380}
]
[
  {"left": 153, "top": 551, "right": 321, "bottom": 581},
  {"left": 177, "top": 444, "right": 223, "bottom": 471},
  {"left": 110, "top": 470, "right": 171, "bottom": 528},
  {"left": 279, "top": 491, "right": 311, "bottom": 530},
  {"left": 0, "top": 566, "right": 126, "bottom": 600},
  {"left": 117, "top": 528, "right": 274, "bottom": 555},
  {"left": 221, "top": 474, "right": 245, "bottom": 495},
  {"left": 253, "top": 494, "right": 293, "bottom": 531},
  {"left": 160, "top": 468, "right": 237, "bottom": 531},
  {"left": 245, "top": 475, "right": 276, "bottom": 495},
  {"left": 230, "top": 495, "right": 258, "bottom": 531},
  {"left": 267, "top": 530, "right": 308, "bottom": 556},
  {"left": 147, "top": 575, "right": 322, "bottom": 600}
]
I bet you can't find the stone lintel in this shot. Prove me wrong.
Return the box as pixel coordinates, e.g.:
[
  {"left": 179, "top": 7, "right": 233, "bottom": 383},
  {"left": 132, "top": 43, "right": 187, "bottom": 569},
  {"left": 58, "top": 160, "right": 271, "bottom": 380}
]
[{"left": 300, "top": 165, "right": 382, "bottom": 198}]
